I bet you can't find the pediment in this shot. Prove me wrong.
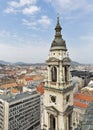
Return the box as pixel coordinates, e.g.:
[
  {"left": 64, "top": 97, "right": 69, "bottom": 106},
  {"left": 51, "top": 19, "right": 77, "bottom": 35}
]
[
  {"left": 46, "top": 57, "right": 59, "bottom": 62},
  {"left": 62, "top": 57, "right": 71, "bottom": 62},
  {"left": 62, "top": 57, "right": 71, "bottom": 66},
  {"left": 64, "top": 105, "right": 73, "bottom": 115},
  {"left": 46, "top": 106, "right": 59, "bottom": 113}
]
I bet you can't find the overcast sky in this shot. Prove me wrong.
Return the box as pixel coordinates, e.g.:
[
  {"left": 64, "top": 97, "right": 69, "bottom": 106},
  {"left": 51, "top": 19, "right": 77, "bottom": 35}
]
[{"left": 0, "top": 0, "right": 93, "bottom": 63}]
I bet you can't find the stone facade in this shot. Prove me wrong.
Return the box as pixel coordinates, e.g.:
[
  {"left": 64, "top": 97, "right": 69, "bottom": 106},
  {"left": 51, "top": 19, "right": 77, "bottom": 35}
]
[{"left": 43, "top": 17, "right": 73, "bottom": 130}]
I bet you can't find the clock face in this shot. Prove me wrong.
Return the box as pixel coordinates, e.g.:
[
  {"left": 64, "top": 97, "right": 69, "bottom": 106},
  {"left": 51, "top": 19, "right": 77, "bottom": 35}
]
[{"left": 51, "top": 96, "right": 56, "bottom": 103}]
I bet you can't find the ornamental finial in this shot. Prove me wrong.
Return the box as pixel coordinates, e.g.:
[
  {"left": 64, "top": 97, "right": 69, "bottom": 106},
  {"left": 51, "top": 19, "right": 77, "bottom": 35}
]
[{"left": 57, "top": 13, "right": 59, "bottom": 24}]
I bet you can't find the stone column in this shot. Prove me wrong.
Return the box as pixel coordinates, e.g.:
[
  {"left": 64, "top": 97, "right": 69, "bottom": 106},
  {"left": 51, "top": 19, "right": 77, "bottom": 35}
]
[
  {"left": 48, "top": 66, "right": 51, "bottom": 82},
  {"left": 66, "top": 116, "right": 69, "bottom": 130},
  {"left": 57, "top": 66, "right": 59, "bottom": 87},
  {"left": 48, "top": 113, "right": 50, "bottom": 130},
  {"left": 60, "top": 62, "right": 63, "bottom": 84},
  {"left": 58, "top": 114, "right": 65, "bottom": 130},
  {"left": 47, "top": 66, "right": 51, "bottom": 87}
]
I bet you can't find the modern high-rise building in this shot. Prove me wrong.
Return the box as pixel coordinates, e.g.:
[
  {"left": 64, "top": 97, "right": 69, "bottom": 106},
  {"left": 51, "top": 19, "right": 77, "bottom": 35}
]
[
  {"left": 43, "top": 17, "right": 73, "bottom": 130},
  {"left": 0, "top": 86, "right": 40, "bottom": 130}
]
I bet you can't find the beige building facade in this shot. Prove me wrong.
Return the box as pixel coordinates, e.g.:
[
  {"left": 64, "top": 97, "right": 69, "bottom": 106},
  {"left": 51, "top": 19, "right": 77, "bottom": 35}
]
[{"left": 43, "top": 17, "right": 73, "bottom": 130}]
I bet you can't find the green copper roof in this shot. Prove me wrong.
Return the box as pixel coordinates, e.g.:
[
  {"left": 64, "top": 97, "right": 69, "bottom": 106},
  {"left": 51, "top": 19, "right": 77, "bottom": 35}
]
[{"left": 50, "top": 17, "right": 67, "bottom": 51}]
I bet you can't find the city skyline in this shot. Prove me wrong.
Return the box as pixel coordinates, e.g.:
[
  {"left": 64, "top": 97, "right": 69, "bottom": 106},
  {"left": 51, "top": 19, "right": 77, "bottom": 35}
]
[{"left": 0, "top": 0, "right": 93, "bottom": 63}]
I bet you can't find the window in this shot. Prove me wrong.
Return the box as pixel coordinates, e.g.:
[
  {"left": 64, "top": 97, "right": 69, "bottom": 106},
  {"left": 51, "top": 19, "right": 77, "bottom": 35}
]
[
  {"left": 50, "top": 95, "right": 56, "bottom": 103},
  {"left": 66, "top": 95, "right": 70, "bottom": 103},
  {"left": 50, "top": 115, "right": 55, "bottom": 130},
  {"left": 51, "top": 96, "right": 56, "bottom": 103}
]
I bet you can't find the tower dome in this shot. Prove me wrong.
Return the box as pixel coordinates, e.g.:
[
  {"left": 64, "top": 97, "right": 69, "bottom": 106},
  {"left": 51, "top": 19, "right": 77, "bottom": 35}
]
[{"left": 50, "top": 17, "right": 67, "bottom": 51}]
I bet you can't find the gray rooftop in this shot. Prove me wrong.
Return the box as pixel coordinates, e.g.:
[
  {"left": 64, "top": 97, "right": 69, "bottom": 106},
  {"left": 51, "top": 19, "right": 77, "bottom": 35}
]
[{"left": 0, "top": 90, "right": 39, "bottom": 103}]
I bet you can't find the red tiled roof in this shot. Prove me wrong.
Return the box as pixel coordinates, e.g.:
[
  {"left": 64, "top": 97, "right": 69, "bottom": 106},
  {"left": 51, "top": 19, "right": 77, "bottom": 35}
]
[
  {"left": 74, "top": 101, "right": 88, "bottom": 108},
  {"left": 12, "top": 89, "right": 19, "bottom": 93},
  {"left": 37, "top": 83, "right": 44, "bottom": 94},
  {"left": 18, "top": 84, "right": 25, "bottom": 87},
  {"left": 74, "top": 93, "right": 93, "bottom": 102},
  {"left": 18, "top": 75, "right": 25, "bottom": 79},
  {"left": 25, "top": 77, "right": 33, "bottom": 81},
  {"left": 0, "top": 83, "right": 17, "bottom": 89}
]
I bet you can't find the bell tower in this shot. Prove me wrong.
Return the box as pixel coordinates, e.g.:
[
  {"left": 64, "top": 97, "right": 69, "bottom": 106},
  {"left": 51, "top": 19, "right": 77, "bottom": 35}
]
[{"left": 43, "top": 17, "right": 73, "bottom": 130}]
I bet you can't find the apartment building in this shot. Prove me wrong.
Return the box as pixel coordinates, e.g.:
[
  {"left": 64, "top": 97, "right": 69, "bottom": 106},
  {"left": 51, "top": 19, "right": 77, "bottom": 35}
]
[
  {"left": 0, "top": 86, "right": 40, "bottom": 130},
  {"left": 73, "top": 93, "right": 93, "bottom": 129}
]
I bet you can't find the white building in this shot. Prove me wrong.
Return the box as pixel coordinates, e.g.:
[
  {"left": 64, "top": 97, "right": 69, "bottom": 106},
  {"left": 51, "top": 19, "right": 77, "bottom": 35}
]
[
  {"left": 0, "top": 86, "right": 40, "bottom": 130},
  {"left": 43, "top": 17, "right": 73, "bottom": 130}
]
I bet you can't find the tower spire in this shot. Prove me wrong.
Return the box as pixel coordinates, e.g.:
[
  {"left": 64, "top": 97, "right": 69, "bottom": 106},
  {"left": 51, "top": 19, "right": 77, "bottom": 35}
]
[
  {"left": 57, "top": 13, "right": 59, "bottom": 24},
  {"left": 55, "top": 16, "right": 62, "bottom": 37},
  {"left": 50, "top": 16, "right": 67, "bottom": 51}
]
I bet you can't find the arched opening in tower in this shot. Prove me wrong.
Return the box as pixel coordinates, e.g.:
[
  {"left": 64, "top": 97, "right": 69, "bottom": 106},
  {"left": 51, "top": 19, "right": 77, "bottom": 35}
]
[
  {"left": 51, "top": 66, "right": 57, "bottom": 82},
  {"left": 68, "top": 113, "right": 72, "bottom": 130},
  {"left": 64, "top": 66, "right": 68, "bottom": 82},
  {"left": 50, "top": 114, "right": 55, "bottom": 130}
]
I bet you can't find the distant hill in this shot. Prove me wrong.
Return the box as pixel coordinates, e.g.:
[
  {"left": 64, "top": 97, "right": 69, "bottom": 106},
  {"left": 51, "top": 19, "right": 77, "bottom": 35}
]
[
  {"left": 0, "top": 60, "right": 46, "bottom": 66},
  {"left": 0, "top": 60, "right": 87, "bottom": 66},
  {"left": 15, "top": 61, "right": 81, "bottom": 66},
  {"left": 14, "top": 62, "right": 46, "bottom": 66},
  {"left": 14, "top": 62, "right": 29, "bottom": 66},
  {"left": 0, "top": 60, "right": 11, "bottom": 65},
  {"left": 71, "top": 61, "right": 81, "bottom": 66}
]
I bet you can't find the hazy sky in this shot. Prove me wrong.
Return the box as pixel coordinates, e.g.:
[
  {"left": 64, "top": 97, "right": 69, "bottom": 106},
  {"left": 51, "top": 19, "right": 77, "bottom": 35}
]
[{"left": 0, "top": 0, "right": 93, "bottom": 63}]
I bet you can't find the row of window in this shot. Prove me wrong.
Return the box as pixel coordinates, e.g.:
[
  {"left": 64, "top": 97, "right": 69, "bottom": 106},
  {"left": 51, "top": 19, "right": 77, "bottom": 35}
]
[
  {"left": 9, "top": 117, "right": 40, "bottom": 130},
  {"left": 9, "top": 95, "right": 40, "bottom": 111},
  {"left": 9, "top": 101, "right": 40, "bottom": 116}
]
